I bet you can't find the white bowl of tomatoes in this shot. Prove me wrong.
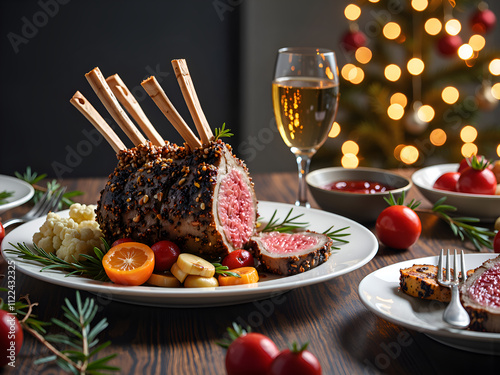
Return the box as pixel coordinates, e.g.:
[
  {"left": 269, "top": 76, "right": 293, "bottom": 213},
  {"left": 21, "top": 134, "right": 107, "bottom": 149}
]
[{"left": 412, "top": 162, "right": 500, "bottom": 222}]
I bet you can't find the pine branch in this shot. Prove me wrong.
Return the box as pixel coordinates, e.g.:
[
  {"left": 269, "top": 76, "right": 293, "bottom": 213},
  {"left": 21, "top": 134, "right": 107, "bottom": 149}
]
[
  {"left": 214, "top": 123, "right": 234, "bottom": 141},
  {"left": 20, "top": 292, "right": 120, "bottom": 374}
]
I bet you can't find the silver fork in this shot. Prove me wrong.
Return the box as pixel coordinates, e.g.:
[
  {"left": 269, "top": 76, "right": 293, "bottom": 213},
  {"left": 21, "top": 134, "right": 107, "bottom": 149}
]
[
  {"left": 437, "top": 249, "right": 470, "bottom": 329},
  {"left": 2, "top": 187, "right": 66, "bottom": 228}
]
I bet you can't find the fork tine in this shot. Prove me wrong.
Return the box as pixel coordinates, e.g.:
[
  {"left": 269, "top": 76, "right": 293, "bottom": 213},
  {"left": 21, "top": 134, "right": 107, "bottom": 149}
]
[
  {"left": 446, "top": 249, "right": 451, "bottom": 282},
  {"left": 29, "top": 190, "right": 52, "bottom": 217},
  {"left": 453, "top": 249, "right": 458, "bottom": 282},
  {"left": 41, "top": 187, "right": 66, "bottom": 216},
  {"left": 461, "top": 250, "right": 467, "bottom": 282},
  {"left": 437, "top": 249, "right": 444, "bottom": 282}
]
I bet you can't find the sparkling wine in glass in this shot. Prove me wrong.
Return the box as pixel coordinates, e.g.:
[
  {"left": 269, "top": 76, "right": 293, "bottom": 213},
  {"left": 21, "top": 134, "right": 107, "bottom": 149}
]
[{"left": 272, "top": 47, "right": 339, "bottom": 207}]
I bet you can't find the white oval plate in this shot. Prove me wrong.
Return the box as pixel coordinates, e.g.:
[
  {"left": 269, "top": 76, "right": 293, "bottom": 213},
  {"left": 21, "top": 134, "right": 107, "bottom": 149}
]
[
  {"left": 0, "top": 175, "right": 34, "bottom": 214},
  {"left": 412, "top": 164, "right": 500, "bottom": 221},
  {"left": 358, "top": 254, "right": 500, "bottom": 355},
  {"left": 2, "top": 201, "right": 378, "bottom": 307}
]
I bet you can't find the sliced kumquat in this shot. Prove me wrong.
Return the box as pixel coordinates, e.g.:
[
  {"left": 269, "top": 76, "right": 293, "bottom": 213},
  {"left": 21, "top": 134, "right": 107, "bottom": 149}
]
[
  {"left": 102, "top": 242, "right": 155, "bottom": 286},
  {"left": 218, "top": 267, "right": 259, "bottom": 286}
]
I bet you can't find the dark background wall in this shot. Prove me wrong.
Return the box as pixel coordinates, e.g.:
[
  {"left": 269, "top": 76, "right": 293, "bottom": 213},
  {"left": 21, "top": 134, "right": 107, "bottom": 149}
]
[
  {"left": 1, "top": 0, "right": 499, "bottom": 179},
  {"left": 0, "top": 0, "right": 241, "bottom": 178}
]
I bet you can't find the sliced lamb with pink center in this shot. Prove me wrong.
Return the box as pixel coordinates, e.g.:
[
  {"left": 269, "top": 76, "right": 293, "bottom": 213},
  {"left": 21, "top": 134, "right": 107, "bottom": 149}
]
[
  {"left": 461, "top": 254, "right": 500, "bottom": 332},
  {"left": 249, "top": 231, "right": 333, "bottom": 276}
]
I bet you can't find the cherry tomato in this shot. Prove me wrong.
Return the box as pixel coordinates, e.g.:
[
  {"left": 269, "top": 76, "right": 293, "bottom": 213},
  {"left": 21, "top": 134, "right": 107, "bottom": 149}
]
[
  {"left": 457, "top": 167, "right": 497, "bottom": 195},
  {"left": 458, "top": 155, "right": 489, "bottom": 173},
  {"left": 0, "top": 222, "right": 4, "bottom": 247},
  {"left": 376, "top": 206, "right": 422, "bottom": 249},
  {"left": 269, "top": 343, "right": 322, "bottom": 375},
  {"left": 433, "top": 172, "right": 460, "bottom": 192},
  {"left": 151, "top": 240, "right": 181, "bottom": 272},
  {"left": 222, "top": 249, "right": 254, "bottom": 269},
  {"left": 494, "top": 231, "right": 500, "bottom": 254},
  {"left": 111, "top": 238, "right": 133, "bottom": 248},
  {"left": 225, "top": 332, "right": 279, "bottom": 375},
  {"left": 0, "top": 310, "right": 23, "bottom": 367}
]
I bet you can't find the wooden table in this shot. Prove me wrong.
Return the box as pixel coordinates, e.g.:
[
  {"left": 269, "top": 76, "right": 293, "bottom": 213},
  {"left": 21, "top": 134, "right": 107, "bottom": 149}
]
[{"left": 1, "top": 171, "right": 498, "bottom": 374}]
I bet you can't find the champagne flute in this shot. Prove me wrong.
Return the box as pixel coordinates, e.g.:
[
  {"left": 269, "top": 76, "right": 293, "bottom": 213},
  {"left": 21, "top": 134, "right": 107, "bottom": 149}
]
[{"left": 272, "top": 47, "right": 339, "bottom": 207}]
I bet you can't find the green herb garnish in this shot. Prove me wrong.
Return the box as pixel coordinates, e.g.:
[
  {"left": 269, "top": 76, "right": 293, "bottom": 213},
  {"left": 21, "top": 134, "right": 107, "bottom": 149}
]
[
  {"left": 214, "top": 123, "right": 234, "bottom": 141},
  {"left": 0, "top": 190, "right": 14, "bottom": 205},
  {"left": 5, "top": 239, "right": 110, "bottom": 281}
]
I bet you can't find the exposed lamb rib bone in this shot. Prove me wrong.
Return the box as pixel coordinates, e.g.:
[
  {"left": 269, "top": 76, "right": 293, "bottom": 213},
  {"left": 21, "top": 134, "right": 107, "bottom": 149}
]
[
  {"left": 171, "top": 59, "right": 214, "bottom": 145},
  {"left": 70, "top": 91, "right": 126, "bottom": 153},
  {"left": 106, "top": 74, "right": 164, "bottom": 147},
  {"left": 85, "top": 67, "right": 146, "bottom": 146},
  {"left": 141, "top": 76, "right": 202, "bottom": 149}
]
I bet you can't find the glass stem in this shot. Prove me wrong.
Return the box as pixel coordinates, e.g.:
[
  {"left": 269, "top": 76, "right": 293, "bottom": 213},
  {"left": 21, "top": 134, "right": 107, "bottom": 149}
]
[{"left": 295, "top": 153, "right": 312, "bottom": 208}]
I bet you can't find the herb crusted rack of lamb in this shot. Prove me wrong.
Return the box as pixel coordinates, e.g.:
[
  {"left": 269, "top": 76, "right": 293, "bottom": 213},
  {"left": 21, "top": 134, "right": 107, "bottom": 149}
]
[{"left": 71, "top": 60, "right": 335, "bottom": 272}]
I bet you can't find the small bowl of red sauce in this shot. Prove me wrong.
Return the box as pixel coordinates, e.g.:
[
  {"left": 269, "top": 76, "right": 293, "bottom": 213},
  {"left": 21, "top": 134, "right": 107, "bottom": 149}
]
[{"left": 306, "top": 167, "right": 412, "bottom": 222}]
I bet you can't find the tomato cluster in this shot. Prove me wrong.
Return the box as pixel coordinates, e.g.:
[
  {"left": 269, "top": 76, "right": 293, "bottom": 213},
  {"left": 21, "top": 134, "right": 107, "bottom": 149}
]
[
  {"left": 222, "top": 325, "right": 321, "bottom": 375},
  {"left": 433, "top": 155, "right": 498, "bottom": 195}
]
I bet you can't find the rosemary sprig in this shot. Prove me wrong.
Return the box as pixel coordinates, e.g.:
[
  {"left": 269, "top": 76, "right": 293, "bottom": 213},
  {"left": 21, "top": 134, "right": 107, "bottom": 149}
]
[
  {"left": 261, "top": 208, "right": 309, "bottom": 233},
  {"left": 5, "top": 239, "right": 110, "bottom": 281},
  {"left": 323, "top": 226, "right": 351, "bottom": 250},
  {"left": 18, "top": 292, "right": 120, "bottom": 373},
  {"left": 0, "top": 190, "right": 14, "bottom": 205},
  {"left": 431, "top": 197, "right": 495, "bottom": 251},
  {"left": 214, "top": 123, "right": 234, "bottom": 141},
  {"left": 213, "top": 263, "right": 241, "bottom": 278},
  {"left": 0, "top": 293, "right": 50, "bottom": 334},
  {"left": 14, "top": 167, "right": 83, "bottom": 209}
]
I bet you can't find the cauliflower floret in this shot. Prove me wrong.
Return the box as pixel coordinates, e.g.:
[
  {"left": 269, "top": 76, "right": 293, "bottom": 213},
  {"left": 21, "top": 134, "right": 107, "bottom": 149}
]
[
  {"left": 69, "top": 203, "right": 97, "bottom": 223},
  {"left": 32, "top": 212, "right": 77, "bottom": 252},
  {"left": 32, "top": 203, "right": 103, "bottom": 262},
  {"left": 57, "top": 225, "right": 103, "bottom": 262}
]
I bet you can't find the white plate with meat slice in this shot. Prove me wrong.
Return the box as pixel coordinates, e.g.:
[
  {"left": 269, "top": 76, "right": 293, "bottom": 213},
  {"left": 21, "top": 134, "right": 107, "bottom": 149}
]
[
  {"left": 2, "top": 201, "right": 378, "bottom": 307},
  {"left": 359, "top": 254, "right": 500, "bottom": 355}
]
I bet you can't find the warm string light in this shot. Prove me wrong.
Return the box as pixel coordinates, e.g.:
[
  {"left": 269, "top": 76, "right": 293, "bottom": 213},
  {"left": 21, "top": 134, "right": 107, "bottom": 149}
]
[
  {"left": 340, "top": 1, "right": 497, "bottom": 168},
  {"left": 341, "top": 140, "right": 360, "bottom": 168}
]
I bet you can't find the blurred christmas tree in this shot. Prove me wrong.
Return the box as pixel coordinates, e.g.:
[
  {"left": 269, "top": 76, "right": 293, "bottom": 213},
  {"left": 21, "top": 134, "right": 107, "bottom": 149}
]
[{"left": 328, "top": 0, "right": 500, "bottom": 169}]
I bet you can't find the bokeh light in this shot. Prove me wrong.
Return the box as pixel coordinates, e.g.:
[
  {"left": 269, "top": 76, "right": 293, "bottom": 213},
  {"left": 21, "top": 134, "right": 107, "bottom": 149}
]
[
  {"left": 328, "top": 122, "right": 341, "bottom": 138},
  {"left": 497, "top": 144, "right": 500, "bottom": 157},
  {"left": 445, "top": 19, "right": 461, "bottom": 36},
  {"left": 489, "top": 59, "right": 500, "bottom": 75},
  {"left": 411, "top": 0, "right": 428, "bottom": 12},
  {"left": 341, "top": 64, "right": 357, "bottom": 81},
  {"left": 400, "top": 145, "right": 419, "bottom": 164},
  {"left": 393, "top": 144, "right": 405, "bottom": 161},
  {"left": 417, "top": 105, "right": 435, "bottom": 122},
  {"left": 387, "top": 103, "right": 405, "bottom": 120},
  {"left": 407, "top": 58, "right": 424, "bottom": 75},
  {"left": 460, "top": 125, "right": 478, "bottom": 142},
  {"left": 492, "top": 83, "right": 500, "bottom": 99},
  {"left": 441, "top": 86, "right": 459, "bottom": 104},
  {"left": 430, "top": 128, "right": 447, "bottom": 146},
  {"left": 384, "top": 64, "right": 401, "bottom": 81},
  {"left": 469, "top": 35, "right": 486, "bottom": 51},
  {"left": 345, "top": 4, "right": 361, "bottom": 21},
  {"left": 342, "top": 140, "right": 359, "bottom": 155},
  {"left": 461, "top": 143, "right": 478, "bottom": 157},
  {"left": 341, "top": 154, "right": 359, "bottom": 168},
  {"left": 425, "top": 18, "right": 442, "bottom": 35},
  {"left": 383, "top": 22, "right": 401, "bottom": 40},
  {"left": 355, "top": 47, "right": 372, "bottom": 64},
  {"left": 390, "top": 92, "right": 408, "bottom": 108},
  {"left": 458, "top": 44, "right": 474, "bottom": 60},
  {"left": 350, "top": 67, "right": 365, "bottom": 84}
]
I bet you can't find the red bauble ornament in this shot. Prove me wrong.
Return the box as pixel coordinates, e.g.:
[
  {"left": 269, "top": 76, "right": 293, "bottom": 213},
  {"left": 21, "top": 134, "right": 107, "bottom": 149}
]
[
  {"left": 470, "top": 8, "right": 496, "bottom": 34},
  {"left": 437, "top": 34, "right": 462, "bottom": 57},
  {"left": 341, "top": 30, "right": 367, "bottom": 52}
]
